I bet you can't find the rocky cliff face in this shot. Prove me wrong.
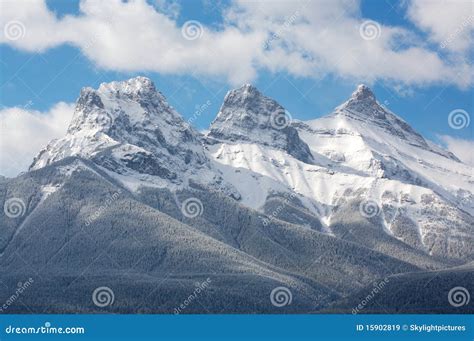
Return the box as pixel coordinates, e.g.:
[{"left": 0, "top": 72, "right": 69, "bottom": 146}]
[
  {"left": 30, "top": 76, "right": 239, "bottom": 197},
  {"left": 207, "top": 84, "right": 314, "bottom": 164},
  {"left": 4, "top": 76, "right": 471, "bottom": 313}
]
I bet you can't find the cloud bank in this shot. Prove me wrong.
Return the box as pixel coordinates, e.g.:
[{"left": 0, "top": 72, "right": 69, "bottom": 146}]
[
  {"left": 0, "top": 0, "right": 472, "bottom": 176},
  {"left": 0, "top": 103, "right": 74, "bottom": 177},
  {"left": 0, "top": 0, "right": 472, "bottom": 87},
  {"left": 439, "top": 135, "right": 474, "bottom": 166}
]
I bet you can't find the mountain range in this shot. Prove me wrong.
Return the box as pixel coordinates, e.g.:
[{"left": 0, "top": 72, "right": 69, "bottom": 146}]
[{"left": 1, "top": 76, "right": 472, "bottom": 313}]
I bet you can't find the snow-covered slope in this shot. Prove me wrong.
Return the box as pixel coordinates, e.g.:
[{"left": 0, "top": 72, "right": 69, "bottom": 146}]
[
  {"left": 3, "top": 76, "right": 473, "bottom": 313},
  {"left": 25, "top": 77, "right": 474, "bottom": 261},
  {"left": 207, "top": 84, "right": 474, "bottom": 261},
  {"left": 30, "top": 77, "right": 239, "bottom": 197},
  {"left": 208, "top": 84, "right": 314, "bottom": 164}
]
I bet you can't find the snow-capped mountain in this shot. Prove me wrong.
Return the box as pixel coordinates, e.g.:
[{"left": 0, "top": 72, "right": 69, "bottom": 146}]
[
  {"left": 30, "top": 77, "right": 239, "bottom": 198},
  {"left": 207, "top": 83, "right": 474, "bottom": 261},
  {"left": 2, "top": 76, "right": 473, "bottom": 313},
  {"left": 208, "top": 84, "right": 314, "bottom": 164},
  {"left": 26, "top": 77, "right": 474, "bottom": 261}
]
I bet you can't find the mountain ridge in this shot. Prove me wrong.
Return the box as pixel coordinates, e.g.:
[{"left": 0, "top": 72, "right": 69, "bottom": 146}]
[
  {"left": 207, "top": 83, "right": 314, "bottom": 164},
  {"left": 28, "top": 77, "right": 474, "bottom": 261},
  {"left": 2, "top": 76, "right": 473, "bottom": 313}
]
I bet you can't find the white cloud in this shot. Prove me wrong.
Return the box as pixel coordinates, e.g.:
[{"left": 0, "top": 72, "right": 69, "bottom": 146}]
[
  {"left": 439, "top": 135, "right": 474, "bottom": 166},
  {"left": 0, "top": 102, "right": 74, "bottom": 177},
  {"left": 407, "top": 0, "right": 473, "bottom": 53},
  {"left": 0, "top": 0, "right": 472, "bottom": 87},
  {"left": 227, "top": 0, "right": 472, "bottom": 87}
]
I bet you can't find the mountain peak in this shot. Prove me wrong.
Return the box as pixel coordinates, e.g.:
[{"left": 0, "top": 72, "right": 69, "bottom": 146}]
[
  {"left": 351, "top": 84, "right": 376, "bottom": 102},
  {"left": 241, "top": 83, "right": 257, "bottom": 90},
  {"left": 31, "top": 77, "right": 205, "bottom": 175},
  {"left": 333, "top": 85, "right": 433, "bottom": 150},
  {"left": 336, "top": 84, "right": 384, "bottom": 120},
  {"left": 67, "top": 76, "right": 179, "bottom": 137},
  {"left": 98, "top": 76, "right": 156, "bottom": 97},
  {"left": 221, "top": 83, "right": 264, "bottom": 108},
  {"left": 208, "top": 85, "right": 314, "bottom": 164},
  {"left": 240, "top": 83, "right": 259, "bottom": 93}
]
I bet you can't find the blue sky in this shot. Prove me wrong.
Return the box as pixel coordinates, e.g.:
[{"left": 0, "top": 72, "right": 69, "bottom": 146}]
[{"left": 0, "top": 0, "right": 472, "bottom": 176}]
